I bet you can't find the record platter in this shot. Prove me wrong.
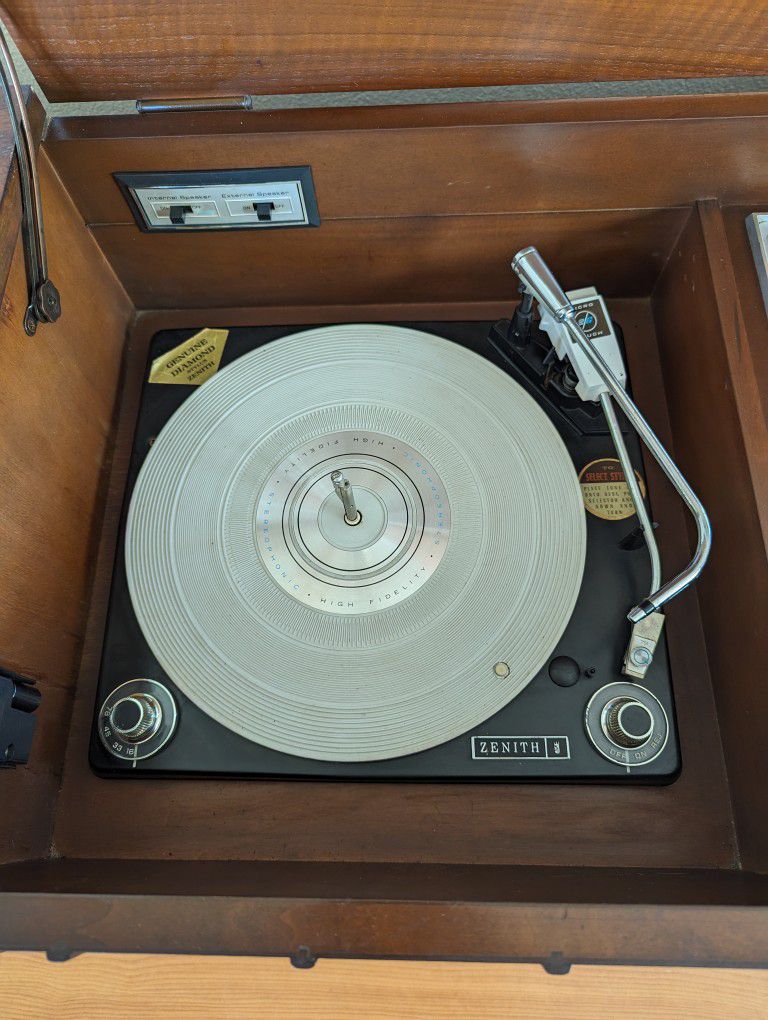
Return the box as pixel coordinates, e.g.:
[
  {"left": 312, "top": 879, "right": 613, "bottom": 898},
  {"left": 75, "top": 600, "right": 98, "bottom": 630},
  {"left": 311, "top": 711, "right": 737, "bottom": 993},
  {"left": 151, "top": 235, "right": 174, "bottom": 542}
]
[{"left": 91, "top": 253, "right": 703, "bottom": 781}]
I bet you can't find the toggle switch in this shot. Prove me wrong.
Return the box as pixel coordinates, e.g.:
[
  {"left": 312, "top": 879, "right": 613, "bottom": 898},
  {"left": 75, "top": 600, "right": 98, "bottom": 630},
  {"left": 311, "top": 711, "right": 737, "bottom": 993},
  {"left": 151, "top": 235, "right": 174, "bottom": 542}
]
[
  {"left": 169, "top": 204, "right": 193, "bottom": 225},
  {"left": 254, "top": 201, "right": 275, "bottom": 222}
]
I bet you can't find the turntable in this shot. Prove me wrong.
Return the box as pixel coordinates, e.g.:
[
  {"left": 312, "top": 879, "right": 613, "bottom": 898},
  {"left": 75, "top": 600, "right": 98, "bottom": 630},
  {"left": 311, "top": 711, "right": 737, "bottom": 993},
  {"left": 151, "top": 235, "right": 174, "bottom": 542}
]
[{"left": 90, "top": 250, "right": 710, "bottom": 781}]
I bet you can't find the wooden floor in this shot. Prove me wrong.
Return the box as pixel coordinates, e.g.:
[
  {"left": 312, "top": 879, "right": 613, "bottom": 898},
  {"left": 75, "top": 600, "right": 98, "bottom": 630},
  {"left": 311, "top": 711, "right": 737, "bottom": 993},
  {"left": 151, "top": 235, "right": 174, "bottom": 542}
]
[{"left": 2, "top": 955, "right": 767, "bottom": 1018}]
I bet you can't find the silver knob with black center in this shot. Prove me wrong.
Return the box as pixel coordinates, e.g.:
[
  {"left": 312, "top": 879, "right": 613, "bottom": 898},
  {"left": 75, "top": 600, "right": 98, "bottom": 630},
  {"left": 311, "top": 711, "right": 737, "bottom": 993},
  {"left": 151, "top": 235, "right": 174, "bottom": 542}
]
[
  {"left": 584, "top": 681, "right": 669, "bottom": 768},
  {"left": 601, "top": 696, "right": 654, "bottom": 749},
  {"left": 99, "top": 679, "right": 177, "bottom": 762},
  {"left": 108, "top": 693, "right": 162, "bottom": 743}
]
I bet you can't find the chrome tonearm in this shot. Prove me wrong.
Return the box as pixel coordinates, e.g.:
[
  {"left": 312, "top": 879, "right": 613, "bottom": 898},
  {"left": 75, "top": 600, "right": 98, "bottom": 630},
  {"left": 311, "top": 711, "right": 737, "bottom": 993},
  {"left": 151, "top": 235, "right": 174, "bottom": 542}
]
[{"left": 511, "top": 247, "right": 711, "bottom": 674}]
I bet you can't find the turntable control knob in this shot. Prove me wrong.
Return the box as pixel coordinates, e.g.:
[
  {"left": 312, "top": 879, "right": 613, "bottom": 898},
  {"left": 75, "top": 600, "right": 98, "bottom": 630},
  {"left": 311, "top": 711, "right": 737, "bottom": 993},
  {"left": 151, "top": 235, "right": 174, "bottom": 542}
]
[
  {"left": 108, "top": 693, "right": 162, "bottom": 743},
  {"left": 601, "top": 696, "right": 654, "bottom": 749}
]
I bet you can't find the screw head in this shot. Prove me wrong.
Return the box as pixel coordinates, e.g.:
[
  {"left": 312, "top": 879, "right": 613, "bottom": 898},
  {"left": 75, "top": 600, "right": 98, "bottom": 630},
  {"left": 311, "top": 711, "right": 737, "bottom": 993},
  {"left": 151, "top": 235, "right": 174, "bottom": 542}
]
[
  {"left": 23, "top": 306, "right": 37, "bottom": 335},
  {"left": 630, "top": 646, "right": 652, "bottom": 667}
]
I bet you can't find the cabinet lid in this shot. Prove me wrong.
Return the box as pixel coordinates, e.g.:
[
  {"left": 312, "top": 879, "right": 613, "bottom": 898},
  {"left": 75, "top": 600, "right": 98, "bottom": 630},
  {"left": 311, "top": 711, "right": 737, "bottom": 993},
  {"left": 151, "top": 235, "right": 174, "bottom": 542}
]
[{"left": 4, "top": 0, "right": 768, "bottom": 104}]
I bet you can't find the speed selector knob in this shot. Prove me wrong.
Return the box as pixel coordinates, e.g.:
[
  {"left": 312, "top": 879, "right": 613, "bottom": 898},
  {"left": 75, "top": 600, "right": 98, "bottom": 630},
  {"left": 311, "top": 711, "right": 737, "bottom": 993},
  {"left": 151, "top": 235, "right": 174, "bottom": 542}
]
[
  {"left": 99, "top": 680, "right": 177, "bottom": 762},
  {"left": 585, "top": 682, "right": 669, "bottom": 768},
  {"left": 602, "top": 696, "right": 653, "bottom": 749},
  {"left": 108, "top": 693, "right": 162, "bottom": 743}
]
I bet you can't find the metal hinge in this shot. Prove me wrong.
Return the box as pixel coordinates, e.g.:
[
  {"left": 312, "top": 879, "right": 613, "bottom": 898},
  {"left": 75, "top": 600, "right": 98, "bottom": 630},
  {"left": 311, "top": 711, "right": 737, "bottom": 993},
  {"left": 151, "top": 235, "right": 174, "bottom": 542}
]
[
  {"left": 0, "top": 27, "right": 60, "bottom": 335},
  {"left": 136, "top": 95, "right": 253, "bottom": 114}
]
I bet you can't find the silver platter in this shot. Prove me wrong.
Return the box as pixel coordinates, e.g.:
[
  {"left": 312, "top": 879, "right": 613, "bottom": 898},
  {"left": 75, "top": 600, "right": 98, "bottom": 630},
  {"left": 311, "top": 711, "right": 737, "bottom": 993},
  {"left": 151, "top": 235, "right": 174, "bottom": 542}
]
[{"left": 126, "top": 324, "right": 586, "bottom": 762}]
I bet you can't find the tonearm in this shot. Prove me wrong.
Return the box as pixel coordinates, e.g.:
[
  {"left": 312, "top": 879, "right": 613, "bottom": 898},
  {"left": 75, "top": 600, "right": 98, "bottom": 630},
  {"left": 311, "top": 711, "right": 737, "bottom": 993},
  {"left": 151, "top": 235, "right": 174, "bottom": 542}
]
[{"left": 510, "top": 246, "right": 711, "bottom": 678}]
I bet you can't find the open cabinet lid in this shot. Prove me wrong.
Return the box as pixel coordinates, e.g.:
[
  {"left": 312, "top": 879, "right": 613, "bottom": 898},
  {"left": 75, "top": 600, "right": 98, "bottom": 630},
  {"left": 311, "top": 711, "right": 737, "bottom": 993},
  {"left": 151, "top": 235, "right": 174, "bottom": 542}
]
[{"left": 2, "top": 0, "right": 768, "bottom": 104}]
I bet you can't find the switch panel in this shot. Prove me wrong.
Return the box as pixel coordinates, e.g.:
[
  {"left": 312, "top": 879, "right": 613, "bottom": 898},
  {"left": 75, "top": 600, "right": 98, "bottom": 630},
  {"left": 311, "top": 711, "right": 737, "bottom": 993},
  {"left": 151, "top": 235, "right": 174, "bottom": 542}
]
[{"left": 114, "top": 166, "right": 320, "bottom": 232}]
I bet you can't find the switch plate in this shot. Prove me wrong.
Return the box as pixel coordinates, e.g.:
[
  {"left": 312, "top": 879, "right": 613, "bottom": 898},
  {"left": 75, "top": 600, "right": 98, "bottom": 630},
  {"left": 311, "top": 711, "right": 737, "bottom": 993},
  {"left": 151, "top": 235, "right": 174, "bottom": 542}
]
[
  {"left": 114, "top": 166, "right": 320, "bottom": 232},
  {"left": 747, "top": 212, "right": 768, "bottom": 317}
]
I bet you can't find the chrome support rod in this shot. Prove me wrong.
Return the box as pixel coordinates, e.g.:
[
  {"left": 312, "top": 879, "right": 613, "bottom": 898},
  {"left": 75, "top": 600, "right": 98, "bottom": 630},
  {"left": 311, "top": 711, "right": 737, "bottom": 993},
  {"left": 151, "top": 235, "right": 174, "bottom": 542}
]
[
  {"left": 0, "top": 25, "right": 60, "bottom": 335},
  {"left": 512, "top": 246, "right": 711, "bottom": 623}
]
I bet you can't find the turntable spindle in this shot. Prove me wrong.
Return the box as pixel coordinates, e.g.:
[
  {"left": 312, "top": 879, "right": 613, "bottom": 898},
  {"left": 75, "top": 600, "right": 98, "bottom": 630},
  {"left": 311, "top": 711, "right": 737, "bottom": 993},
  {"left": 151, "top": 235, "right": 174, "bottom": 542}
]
[{"left": 331, "top": 469, "right": 361, "bottom": 525}]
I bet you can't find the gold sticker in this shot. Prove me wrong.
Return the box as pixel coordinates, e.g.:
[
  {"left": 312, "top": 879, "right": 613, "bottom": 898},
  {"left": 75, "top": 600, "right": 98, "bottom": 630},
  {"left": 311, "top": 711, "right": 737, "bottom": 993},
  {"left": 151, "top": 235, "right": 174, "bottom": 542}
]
[
  {"left": 148, "top": 328, "right": 229, "bottom": 385},
  {"left": 579, "top": 457, "right": 647, "bottom": 521}
]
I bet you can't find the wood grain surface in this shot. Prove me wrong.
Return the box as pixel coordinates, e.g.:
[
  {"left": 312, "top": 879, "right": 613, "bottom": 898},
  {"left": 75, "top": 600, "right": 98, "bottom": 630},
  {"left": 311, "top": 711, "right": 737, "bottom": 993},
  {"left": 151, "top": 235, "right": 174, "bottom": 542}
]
[
  {"left": 651, "top": 203, "right": 768, "bottom": 872},
  {"left": 2, "top": 954, "right": 768, "bottom": 1019},
  {"left": 723, "top": 205, "right": 768, "bottom": 427},
  {"left": 45, "top": 101, "right": 768, "bottom": 229},
  {"left": 87, "top": 209, "right": 689, "bottom": 309},
  {"left": 43, "top": 95, "right": 768, "bottom": 312},
  {"left": 0, "top": 151, "right": 133, "bottom": 865},
  {"left": 3, "top": 0, "right": 768, "bottom": 102}
]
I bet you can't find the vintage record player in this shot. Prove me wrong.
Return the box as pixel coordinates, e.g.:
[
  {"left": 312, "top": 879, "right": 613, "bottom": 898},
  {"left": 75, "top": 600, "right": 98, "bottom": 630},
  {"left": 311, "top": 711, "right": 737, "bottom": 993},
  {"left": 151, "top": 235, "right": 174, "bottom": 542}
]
[
  {"left": 89, "top": 250, "right": 709, "bottom": 782},
  {"left": 3, "top": 0, "right": 768, "bottom": 974}
]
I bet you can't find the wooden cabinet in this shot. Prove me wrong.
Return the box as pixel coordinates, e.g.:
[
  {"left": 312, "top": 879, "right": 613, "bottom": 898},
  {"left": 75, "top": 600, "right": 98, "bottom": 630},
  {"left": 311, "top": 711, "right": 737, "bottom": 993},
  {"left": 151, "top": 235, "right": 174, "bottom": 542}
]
[{"left": 1, "top": 0, "right": 767, "bottom": 967}]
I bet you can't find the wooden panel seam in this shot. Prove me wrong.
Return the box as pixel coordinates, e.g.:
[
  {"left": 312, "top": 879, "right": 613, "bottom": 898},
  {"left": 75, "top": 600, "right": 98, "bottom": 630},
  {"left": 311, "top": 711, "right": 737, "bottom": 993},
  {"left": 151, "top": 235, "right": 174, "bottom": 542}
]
[{"left": 81, "top": 206, "right": 697, "bottom": 229}]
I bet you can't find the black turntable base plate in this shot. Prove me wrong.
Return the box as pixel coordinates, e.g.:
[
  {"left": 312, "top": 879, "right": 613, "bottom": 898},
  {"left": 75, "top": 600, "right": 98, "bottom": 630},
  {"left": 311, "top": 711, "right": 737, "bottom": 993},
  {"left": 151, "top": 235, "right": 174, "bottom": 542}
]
[{"left": 90, "top": 321, "right": 679, "bottom": 782}]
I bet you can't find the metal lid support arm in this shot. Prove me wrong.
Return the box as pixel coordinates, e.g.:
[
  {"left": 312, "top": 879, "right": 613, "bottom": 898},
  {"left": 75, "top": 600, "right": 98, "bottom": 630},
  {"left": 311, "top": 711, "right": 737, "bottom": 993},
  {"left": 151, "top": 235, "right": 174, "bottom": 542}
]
[
  {"left": 511, "top": 246, "right": 711, "bottom": 624},
  {"left": 0, "top": 24, "right": 60, "bottom": 335}
]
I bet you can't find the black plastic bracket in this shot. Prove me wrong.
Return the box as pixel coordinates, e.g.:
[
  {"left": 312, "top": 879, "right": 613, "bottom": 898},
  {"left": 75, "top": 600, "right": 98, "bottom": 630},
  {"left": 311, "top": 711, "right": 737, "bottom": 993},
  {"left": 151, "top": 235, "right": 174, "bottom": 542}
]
[
  {"left": 0, "top": 667, "right": 41, "bottom": 767},
  {"left": 489, "top": 312, "right": 631, "bottom": 437}
]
